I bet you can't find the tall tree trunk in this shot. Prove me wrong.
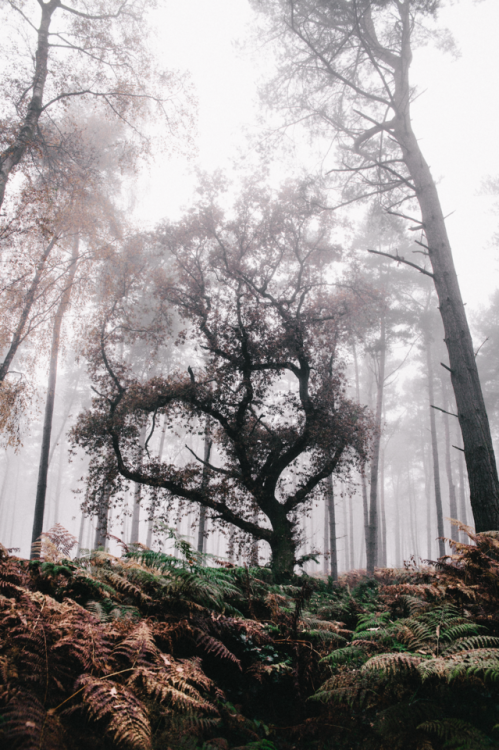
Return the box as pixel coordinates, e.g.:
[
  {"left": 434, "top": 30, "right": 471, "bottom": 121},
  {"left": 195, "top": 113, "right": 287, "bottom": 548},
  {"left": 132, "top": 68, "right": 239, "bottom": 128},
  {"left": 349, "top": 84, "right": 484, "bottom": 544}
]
[
  {"left": 348, "top": 496, "right": 355, "bottom": 571},
  {"left": 394, "top": 470, "right": 401, "bottom": 568},
  {"left": 458, "top": 444, "right": 468, "bottom": 533},
  {"left": 352, "top": 340, "right": 370, "bottom": 560},
  {"left": 407, "top": 467, "right": 419, "bottom": 560},
  {"left": 326, "top": 474, "right": 338, "bottom": 582},
  {"left": 94, "top": 487, "right": 110, "bottom": 550},
  {"left": 52, "top": 439, "right": 64, "bottom": 527},
  {"left": 323, "top": 494, "right": 329, "bottom": 576},
  {"left": 0, "top": 236, "right": 58, "bottom": 382},
  {"left": 146, "top": 414, "right": 168, "bottom": 549},
  {"left": 197, "top": 418, "right": 212, "bottom": 555},
  {"left": 31, "top": 237, "right": 78, "bottom": 558},
  {"left": 130, "top": 425, "right": 147, "bottom": 544},
  {"left": 392, "top": 6, "right": 499, "bottom": 531},
  {"left": 441, "top": 379, "right": 458, "bottom": 540},
  {"left": 342, "top": 490, "right": 349, "bottom": 572},
  {"left": 77, "top": 511, "right": 86, "bottom": 557},
  {"left": 424, "top": 326, "right": 446, "bottom": 557},
  {"left": 367, "top": 314, "right": 386, "bottom": 575}
]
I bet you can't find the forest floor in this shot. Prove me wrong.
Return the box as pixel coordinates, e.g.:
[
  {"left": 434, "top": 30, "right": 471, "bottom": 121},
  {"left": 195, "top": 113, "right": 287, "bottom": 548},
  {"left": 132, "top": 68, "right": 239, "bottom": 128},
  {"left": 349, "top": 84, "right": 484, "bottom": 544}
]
[{"left": 1, "top": 525, "right": 499, "bottom": 750}]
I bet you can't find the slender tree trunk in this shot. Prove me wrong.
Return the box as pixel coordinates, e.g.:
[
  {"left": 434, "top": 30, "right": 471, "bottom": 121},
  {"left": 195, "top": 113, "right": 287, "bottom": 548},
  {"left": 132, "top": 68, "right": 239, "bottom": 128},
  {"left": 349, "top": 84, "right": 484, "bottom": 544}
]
[
  {"left": 407, "top": 467, "right": 419, "bottom": 560},
  {"left": 197, "top": 418, "right": 212, "bottom": 554},
  {"left": 146, "top": 415, "right": 168, "bottom": 549},
  {"left": 94, "top": 487, "right": 110, "bottom": 549},
  {"left": 342, "top": 490, "right": 349, "bottom": 572},
  {"left": 77, "top": 511, "right": 86, "bottom": 557},
  {"left": 326, "top": 474, "right": 338, "bottom": 582},
  {"left": 441, "top": 380, "right": 458, "bottom": 540},
  {"left": 378, "top": 445, "right": 387, "bottom": 568},
  {"left": 130, "top": 425, "right": 147, "bottom": 544},
  {"left": 424, "top": 327, "right": 446, "bottom": 558},
  {"left": 52, "top": 439, "right": 64, "bottom": 526},
  {"left": 348, "top": 496, "right": 355, "bottom": 571},
  {"left": 0, "top": 236, "right": 58, "bottom": 382},
  {"left": 31, "top": 237, "right": 78, "bottom": 558},
  {"left": 352, "top": 340, "right": 370, "bottom": 559},
  {"left": 394, "top": 470, "right": 401, "bottom": 568},
  {"left": 367, "top": 314, "right": 386, "bottom": 575},
  {"left": 421, "top": 417, "right": 433, "bottom": 560},
  {"left": 457, "top": 439, "right": 469, "bottom": 538},
  {"left": 323, "top": 494, "right": 329, "bottom": 576}
]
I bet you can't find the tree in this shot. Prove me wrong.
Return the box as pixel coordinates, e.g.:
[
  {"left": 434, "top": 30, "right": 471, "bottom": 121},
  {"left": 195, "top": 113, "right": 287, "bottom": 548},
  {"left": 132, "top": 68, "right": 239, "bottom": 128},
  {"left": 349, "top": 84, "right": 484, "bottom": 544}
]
[
  {"left": 72, "top": 183, "right": 373, "bottom": 580},
  {"left": 254, "top": 0, "right": 499, "bottom": 533},
  {"left": 0, "top": 0, "right": 192, "bottom": 211}
]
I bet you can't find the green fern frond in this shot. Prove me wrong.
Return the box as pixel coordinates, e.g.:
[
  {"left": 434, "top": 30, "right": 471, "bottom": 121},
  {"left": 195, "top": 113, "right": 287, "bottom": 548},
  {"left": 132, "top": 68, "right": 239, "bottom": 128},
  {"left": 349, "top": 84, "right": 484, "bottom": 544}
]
[
  {"left": 321, "top": 645, "right": 366, "bottom": 665},
  {"left": 442, "top": 636, "right": 499, "bottom": 655},
  {"left": 418, "top": 718, "right": 494, "bottom": 748}
]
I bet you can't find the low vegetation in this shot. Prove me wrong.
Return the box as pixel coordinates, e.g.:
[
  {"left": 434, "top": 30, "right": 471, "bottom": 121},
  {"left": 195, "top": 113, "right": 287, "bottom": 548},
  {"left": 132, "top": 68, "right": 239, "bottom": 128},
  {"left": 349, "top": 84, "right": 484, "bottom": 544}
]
[{"left": 1, "top": 524, "right": 499, "bottom": 750}]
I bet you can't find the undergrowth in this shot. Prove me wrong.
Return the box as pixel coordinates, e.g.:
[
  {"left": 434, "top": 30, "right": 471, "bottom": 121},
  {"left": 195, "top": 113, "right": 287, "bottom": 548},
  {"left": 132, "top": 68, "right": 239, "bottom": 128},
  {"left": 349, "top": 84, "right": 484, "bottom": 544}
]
[{"left": 1, "top": 521, "right": 499, "bottom": 749}]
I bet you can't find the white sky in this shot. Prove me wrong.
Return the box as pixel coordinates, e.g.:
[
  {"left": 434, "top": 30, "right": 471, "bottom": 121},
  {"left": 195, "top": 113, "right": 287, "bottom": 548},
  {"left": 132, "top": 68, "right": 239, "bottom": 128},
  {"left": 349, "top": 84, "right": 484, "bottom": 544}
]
[{"left": 136, "top": 0, "right": 499, "bottom": 312}]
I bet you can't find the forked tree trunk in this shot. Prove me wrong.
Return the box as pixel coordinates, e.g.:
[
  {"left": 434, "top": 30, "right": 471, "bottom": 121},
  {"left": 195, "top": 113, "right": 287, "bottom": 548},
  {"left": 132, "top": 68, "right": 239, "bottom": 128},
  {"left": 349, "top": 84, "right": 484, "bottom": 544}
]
[{"left": 31, "top": 237, "right": 78, "bottom": 558}]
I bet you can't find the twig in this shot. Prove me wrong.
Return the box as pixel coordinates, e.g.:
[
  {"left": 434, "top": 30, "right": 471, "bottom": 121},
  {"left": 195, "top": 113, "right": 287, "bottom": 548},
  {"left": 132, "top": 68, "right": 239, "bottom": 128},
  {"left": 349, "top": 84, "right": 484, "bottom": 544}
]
[
  {"left": 431, "top": 404, "right": 458, "bottom": 418},
  {"left": 367, "top": 249, "right": 434, "bottom": 278}
]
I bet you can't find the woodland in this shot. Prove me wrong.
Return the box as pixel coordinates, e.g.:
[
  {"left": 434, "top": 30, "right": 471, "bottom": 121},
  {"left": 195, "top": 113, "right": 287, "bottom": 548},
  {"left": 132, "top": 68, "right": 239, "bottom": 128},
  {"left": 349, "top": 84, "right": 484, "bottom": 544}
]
[{"left": 1, "top": 0, "right": 499, "bottom": 748}]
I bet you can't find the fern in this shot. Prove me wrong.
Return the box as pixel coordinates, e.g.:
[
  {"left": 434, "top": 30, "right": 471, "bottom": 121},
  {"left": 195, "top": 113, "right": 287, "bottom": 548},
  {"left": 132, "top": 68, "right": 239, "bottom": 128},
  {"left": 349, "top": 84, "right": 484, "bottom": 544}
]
[
  {"left": 417, "top": 718, "right": 494, "bottom": 749},
  {"left": 362, "top": 652, "right": 425, "bottom": 676},
  {"left": 77, "top": 674, "right": 152, "bottom": 749}
]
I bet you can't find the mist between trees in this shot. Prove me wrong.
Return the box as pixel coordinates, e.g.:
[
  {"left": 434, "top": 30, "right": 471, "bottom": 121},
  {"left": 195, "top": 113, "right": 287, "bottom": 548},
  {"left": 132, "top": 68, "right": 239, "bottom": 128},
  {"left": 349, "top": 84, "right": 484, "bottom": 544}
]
[{"left": 0, "top": 0, "right": 497, "bottom": 582}]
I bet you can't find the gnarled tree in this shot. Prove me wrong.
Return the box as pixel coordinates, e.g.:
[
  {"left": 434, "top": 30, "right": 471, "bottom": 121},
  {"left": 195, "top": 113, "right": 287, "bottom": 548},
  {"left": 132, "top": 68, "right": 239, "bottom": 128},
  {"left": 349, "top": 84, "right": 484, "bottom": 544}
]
[{"left": 72, "top": 183, "right": 373, "bottom": 580}]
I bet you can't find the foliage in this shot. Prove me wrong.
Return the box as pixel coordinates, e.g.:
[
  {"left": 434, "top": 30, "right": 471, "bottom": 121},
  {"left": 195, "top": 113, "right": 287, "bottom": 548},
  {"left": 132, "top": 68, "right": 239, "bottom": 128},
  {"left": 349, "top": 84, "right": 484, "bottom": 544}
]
[{"left": 2, "top": 525, "right": 499, "bottom": 748}]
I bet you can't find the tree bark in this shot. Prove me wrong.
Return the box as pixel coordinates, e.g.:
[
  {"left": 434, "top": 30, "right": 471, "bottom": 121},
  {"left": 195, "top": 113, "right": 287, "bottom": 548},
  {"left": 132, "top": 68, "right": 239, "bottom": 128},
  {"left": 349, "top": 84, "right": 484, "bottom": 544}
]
[{"left": 30, "top": 236, "right": 78, "bottom": 558}]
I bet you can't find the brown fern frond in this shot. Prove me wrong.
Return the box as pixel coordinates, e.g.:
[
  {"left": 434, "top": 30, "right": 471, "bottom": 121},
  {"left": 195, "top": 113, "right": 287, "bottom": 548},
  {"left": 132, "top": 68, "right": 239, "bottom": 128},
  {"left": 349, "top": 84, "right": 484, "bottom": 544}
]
[
  {"left": 77, "top": 674, "right": 152, "bottom": 750},
  {"left": 3, "top": 689, "right": 67, "bottom": 750},
  {"left": 362, "top": 652, "right": 425, "bottom": 676},
  {"left": 113, "top": 621, "right": 158, "bottom": 668},
  {"left": 127, "top": 664, "right": 217, "bottom": 714},
  {"left": 194, "top": 630, "right": 242, "bottom": 669}
]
